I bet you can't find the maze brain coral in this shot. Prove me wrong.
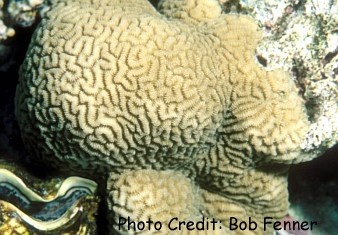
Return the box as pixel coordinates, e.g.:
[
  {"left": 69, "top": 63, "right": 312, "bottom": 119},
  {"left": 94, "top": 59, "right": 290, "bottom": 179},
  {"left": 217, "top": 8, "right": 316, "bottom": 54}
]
[{"left": 15, "top": 0, "right": 312, "bottom": 234}]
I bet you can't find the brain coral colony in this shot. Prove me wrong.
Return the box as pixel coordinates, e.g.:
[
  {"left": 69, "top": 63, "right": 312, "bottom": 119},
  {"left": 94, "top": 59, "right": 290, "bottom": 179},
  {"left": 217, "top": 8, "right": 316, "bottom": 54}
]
[{"left": 0, "top": 0, "right": 335, "bottom": 234}]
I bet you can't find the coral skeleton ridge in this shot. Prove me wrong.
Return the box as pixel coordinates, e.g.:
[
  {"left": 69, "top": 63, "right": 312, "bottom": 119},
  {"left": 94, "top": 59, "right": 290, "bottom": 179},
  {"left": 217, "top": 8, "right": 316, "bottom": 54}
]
[{"left": 14, "top": 0, "right": 317, "bottom": 234}]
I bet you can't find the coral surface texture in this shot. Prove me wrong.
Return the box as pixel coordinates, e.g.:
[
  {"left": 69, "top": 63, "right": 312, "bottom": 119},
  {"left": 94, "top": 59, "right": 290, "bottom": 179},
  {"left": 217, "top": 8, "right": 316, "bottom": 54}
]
[{"left": 14, "top": 0, "right": 319, "bottom": 234}]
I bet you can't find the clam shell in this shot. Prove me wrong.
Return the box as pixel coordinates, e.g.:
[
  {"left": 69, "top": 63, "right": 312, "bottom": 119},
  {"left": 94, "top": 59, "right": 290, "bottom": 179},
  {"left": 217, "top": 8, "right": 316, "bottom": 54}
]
[{"left": 0, "top": 168, "right": 98, "bottom": 234}]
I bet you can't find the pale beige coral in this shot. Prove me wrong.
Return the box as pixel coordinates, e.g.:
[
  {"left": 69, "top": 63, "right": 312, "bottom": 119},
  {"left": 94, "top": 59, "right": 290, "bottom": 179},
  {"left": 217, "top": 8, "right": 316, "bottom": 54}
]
[
  {"left": 109, "top": 170, "right": 200, "bottom": 234},
  {"left": 15, "top": 0, "right": 312, "bottom": 234},
  {"left": 108, "top": 169, "right": 232, "bottom": 234},
  {"left": 200, "top": 170, "right": 289, "bottom": 234},
  {"left": 158, "top": 0, "right": 222, "bottom": 23},
  {"left": 108, "top": 170, "right": 198, "bottom": 225}
]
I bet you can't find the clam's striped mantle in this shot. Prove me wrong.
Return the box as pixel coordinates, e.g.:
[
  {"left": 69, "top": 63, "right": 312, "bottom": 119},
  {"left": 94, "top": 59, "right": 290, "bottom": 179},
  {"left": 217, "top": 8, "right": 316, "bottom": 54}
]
[{"left": 0, "top": 169, "right": 97, "bottom": 232}]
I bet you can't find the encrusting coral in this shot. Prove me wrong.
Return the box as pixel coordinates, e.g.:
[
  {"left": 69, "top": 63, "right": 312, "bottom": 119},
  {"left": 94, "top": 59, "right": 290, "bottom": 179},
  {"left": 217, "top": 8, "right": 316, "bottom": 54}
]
[{"left": 14, "top": 0, "right": 319, "bottom": 234}]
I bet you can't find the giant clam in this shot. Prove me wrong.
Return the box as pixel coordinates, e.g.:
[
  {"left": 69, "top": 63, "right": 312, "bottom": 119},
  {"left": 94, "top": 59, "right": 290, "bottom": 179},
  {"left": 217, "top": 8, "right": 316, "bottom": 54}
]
[{"left": 0, "top": 167, "right": 98, "bottom": 234}]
